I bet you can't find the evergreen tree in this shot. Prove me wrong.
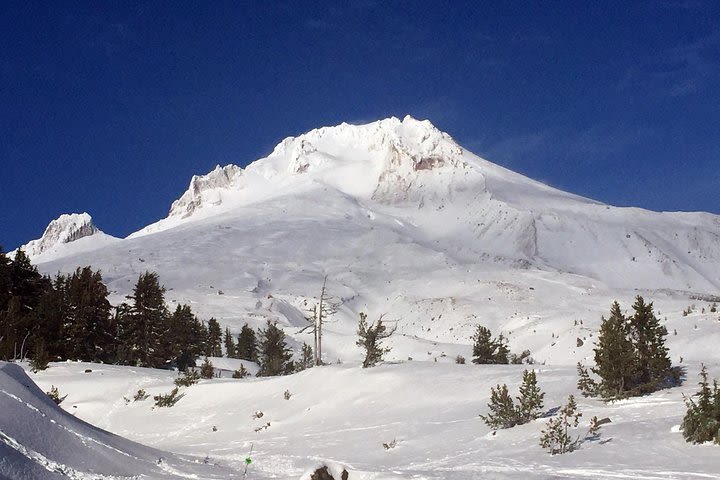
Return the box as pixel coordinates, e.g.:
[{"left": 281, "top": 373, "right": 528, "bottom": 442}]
[
  {"left": 206, "top": 318, "right": 222, "bottom": 357},
  {"left": 480, "top": 384, "right": 519, "bottom": 429},
  {"left": 493, "top": 334, "right": 510, "bottom": 364},
  {"left": 257, "top": 321, "right": 293, "bottom": 376},
  {"left": 167, "top": 304, "right": 203, "bottom": 371},
  {"left": 0, "top": 247, "right": 11, "bottom": 312},
  {"left": 223, "top": 327, "right": 236, "bottom": 358},
  {"left": 125, "top": 272, "right": 170, "bottom": 368},
  {"left": 297, "top": 342, "right": 314, "bottom": 371},
  {"left": 236, "top": 323, "right": 258, "bottom": 362},
  {"left": 471, "top": 325, "right": 509, "bottom": 364},
  {"left": 29, "top": 338, "right": 50, "bottom": 372},
  {"left": 64, "top": 267, "right": 113, "bottom": 362},
  {"left": 682, "top": 365, "right": 720, "bottom": 444},
  {"left": 200, "top": 357, "right": 215, "bottom": 379},
  {"left": 576, "top": 363, "right": 598, "bottom": 397},
  {"left": 517, "top": 369, "right": 545, "bottom": 422},
  {"left": 593, "top": 302, "right": 635, "bottom": 398},
  {"left": 628, "top": 296, "right": 671, "bottom": 393},
  {"left": 0, "top": 250, "right": 52, "bottom": 360},
  {"left": 357, "top": 312, "right": 395, "bottom": 368},
  {"left": 540, "top": 395, "right": 582, "bottom": 454}
]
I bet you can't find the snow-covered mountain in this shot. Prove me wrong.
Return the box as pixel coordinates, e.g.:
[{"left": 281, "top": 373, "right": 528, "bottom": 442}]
[
  {"left": 25, "top": 116, "right": 720, "bottom": 365},
  {"left": 13, "top": 212, "right": 119, "bottom": 263},
  {"left": 8, "top": 116, "right": 720, "bottom": 479}
]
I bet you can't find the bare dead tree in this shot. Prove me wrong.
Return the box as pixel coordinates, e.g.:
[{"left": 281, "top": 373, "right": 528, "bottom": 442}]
[{"left": 298, "top": 275, "right": 340, "bottom": 366}]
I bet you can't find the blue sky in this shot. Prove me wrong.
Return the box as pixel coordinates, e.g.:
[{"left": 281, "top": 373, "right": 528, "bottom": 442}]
[{"left": 2, "top": 1, "right": 719, "bottom": 250}]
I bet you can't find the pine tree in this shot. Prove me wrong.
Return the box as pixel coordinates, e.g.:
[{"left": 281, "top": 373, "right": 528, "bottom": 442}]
[
  {"left": 493, "top": 334, "right": 510, "bottom": 364},
  {"left": 125, "top": 272, "right": 170, "bottom": 368},
  {"left": 167, "top": 304, "right": 203, "bottom": 371},
  {"left": 593, "top": 302, "right": 635, "bottom": 398},
  {"left": 223, "top": 327, "right": 236, "bottom": 358},
  {"left": 296, "top": 343, "right": 314, "bottom": 371},
  {"left": 200, "top": 357, "right": 215, "bottom": 379},
  {"left": 236, "top": 323, "right": 258, "bottom": 362},
  {"left": 0, "top": 247, "right": 11, "bottom": 313},
  {"left": 480, "top": 384, "right": 519, "bottom": 429},
  {"left": 64, "top": 267, "right": 113, "bottom": 362},
  {"left": 232, "top": 364, "right": 249, "bottom": 378},
  {"left": 206, "top": 318, "right": 222, "bottom": 357},
  {"left": 357, "top": 312, "right": 395, "bottom": 368},
  {"left": 629, "top": 296, "right": 671, "bottom": 393},
  {"left": 471, "top": 325, "right": 509, "bottom": 364},
  {"left": 576, "top": 362, "right": 598, "bottom": 397},
  {"left": 471, "top": 325, "right": 495, "bottom": 364},
  {"left": 29, "top": 339, "right": 50, "bottom": 372},
  {"left": 517, "top": 369, "right": 545, "bottom": 422},
  {"left": 257, "top": 321, "right": 293, "bottom": 376},
  {"left": 540, "top": 395, "right": 582, "bottom": 454},
  {"left": 681, "top": 365, "right": 720, "bottom": 444}
]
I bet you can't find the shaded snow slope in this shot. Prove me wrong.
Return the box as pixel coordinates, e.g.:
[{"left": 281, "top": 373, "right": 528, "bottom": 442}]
[
  {"left": 0, "top": 362, "right": 238, "bottom": 479},
  {"left": 12, "top": 213, "right": 119, "bottom": 263},
  {"left": 0, "top": 362, "right": 240, "bottom": 480}
]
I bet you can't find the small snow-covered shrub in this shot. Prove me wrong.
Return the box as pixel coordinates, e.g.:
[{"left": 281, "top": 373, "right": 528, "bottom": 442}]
[
  {"left": 46, "top": 385, "right": 66, "bottom": 405},
  {"left": 175, "top": 369, "right": 200, "bottom": 387},
  {"left": 133, "top": 389, "right": 150, "bottom": 401},
  {"left": 153, "top": 387, "right": 185, "bottom": 407},
  {"left": 232, "top": 365, "right": 249, "bottom": 378}
]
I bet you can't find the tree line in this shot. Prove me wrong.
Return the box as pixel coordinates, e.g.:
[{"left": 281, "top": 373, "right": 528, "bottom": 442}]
[{"left": 0, "top": 248, "right": 307, "bottom": 375}]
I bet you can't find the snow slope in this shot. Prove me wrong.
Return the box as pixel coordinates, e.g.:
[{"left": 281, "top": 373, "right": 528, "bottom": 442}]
[
  {"left": 0, "top": 361, "right": 237, "bottom": 479},
  {"left": 23, "top": 358, "right": 720, "bottom": 480}
]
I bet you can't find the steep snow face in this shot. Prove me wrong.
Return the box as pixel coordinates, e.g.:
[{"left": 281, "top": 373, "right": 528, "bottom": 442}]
[{"left": 13, "top": 213, "right": 118, "bottom": 262}]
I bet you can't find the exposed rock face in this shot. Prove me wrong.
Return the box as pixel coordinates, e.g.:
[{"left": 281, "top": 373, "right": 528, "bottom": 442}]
[
  {"left": 168, "top": 164, "right": 244, "bottom": 218},
  {"left": 16, "top": 213, "right": 101, "bottom": 259}
]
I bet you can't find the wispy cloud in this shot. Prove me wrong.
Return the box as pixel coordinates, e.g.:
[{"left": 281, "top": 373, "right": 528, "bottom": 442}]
[
  {"left": 476, "top": 124, "right": 654, "bottom": 166},
  {"left": 619, "top": 29, "right": 720, "bottom": 98}
]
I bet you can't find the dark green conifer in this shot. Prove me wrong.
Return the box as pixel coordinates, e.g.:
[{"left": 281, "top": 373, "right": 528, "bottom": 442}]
[
  {"left": 206, "top": 318, "right": 223, "bottom": 357},
  {"left": 593, "top": 302, "right": 635, "bottom": 398},
  {"left": 480, "top": 384, "right": 519, "bottom": 429},
  {"left": 517, "top": 369, "right": 544, "bottom": 422},
  {"left": 236, "top": 323, "right": 258, "bottom": 362},
  {"left": 257, "top": 321, "right": 293, "bottom": 376},
  {"left": 224, "top": 327, "right": 236, "bottom": 358}
]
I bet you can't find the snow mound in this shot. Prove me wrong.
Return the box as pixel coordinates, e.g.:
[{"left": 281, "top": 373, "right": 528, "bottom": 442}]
[{"left": 0, "top": 362, "right": 236, "bottom": 479}]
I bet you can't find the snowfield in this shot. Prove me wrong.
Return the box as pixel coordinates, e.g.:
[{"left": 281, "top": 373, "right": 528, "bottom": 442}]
[
  {"left": 13, "top": 359, "right": 720, "bottom": 480},
  {"left": 5, "top": 116, "right": 720, "bottom": 478}
]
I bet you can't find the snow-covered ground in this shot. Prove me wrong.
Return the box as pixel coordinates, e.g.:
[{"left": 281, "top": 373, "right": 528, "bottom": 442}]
[{"left": 17, "top": 358, "right": 720, "bottom": 479}]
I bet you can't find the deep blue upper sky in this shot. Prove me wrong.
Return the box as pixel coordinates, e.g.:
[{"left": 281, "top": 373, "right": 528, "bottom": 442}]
[{"left": 2, "top": 1, "right": 719, "bottom": 250}]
